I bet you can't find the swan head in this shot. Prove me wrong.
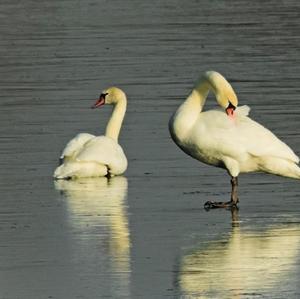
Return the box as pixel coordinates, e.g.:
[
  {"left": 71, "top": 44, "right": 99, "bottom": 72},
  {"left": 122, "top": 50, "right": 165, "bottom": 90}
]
[
  {"left": 205, "top": 71, "right": 238, "bottom": 115},
  {"left": 92, "top": 87, "right": 126, "bottom": 108}
]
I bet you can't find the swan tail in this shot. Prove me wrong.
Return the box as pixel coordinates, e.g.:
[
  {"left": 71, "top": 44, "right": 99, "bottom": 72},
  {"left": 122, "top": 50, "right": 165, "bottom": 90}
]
[
  {"left": 53, "top": 162, "right": 108, "bottom": 179},
  {"left": 259, "top": 157, "right": 300, "bottom": 179}
]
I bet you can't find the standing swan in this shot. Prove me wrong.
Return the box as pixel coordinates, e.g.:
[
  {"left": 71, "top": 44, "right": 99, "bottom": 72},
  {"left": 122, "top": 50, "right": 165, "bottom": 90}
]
[
  {"left": 54, "top": 87, "right": 128, "bottom": 179},
  {"left": 169, "top": 71, "right": 300, "bottom": 208}
]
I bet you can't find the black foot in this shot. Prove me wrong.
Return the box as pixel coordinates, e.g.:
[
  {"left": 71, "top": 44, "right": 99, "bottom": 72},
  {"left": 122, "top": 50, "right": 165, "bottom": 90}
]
[{"left": 204, "top": 200, "right": 238, "bottom": 210}]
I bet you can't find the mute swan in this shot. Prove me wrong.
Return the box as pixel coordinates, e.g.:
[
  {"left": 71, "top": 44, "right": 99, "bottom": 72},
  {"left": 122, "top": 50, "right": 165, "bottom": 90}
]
[
  {"left": 54, "top": 87, "right": 128, "bottom": 179},
  {"left": 169, "top": 71, "right": 300, "bottom": 208}
]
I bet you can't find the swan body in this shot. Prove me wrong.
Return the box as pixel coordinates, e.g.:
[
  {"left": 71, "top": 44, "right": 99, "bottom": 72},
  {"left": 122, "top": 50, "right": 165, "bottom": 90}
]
[
  {"left": 169, "top": 71, "right": 300, "bottom": 206},
  {"left": 54, "top": 87, "right": 128, "bottom": 179}
]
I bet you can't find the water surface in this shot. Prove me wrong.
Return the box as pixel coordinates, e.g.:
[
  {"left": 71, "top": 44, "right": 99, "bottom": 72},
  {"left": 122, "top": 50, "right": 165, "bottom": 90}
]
[{"left": 1, "top": 0, "right": 300, "bottom": 298}]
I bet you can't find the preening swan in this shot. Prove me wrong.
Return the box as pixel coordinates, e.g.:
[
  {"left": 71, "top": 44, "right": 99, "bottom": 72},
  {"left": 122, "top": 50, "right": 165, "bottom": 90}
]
[
  {"left": 169, "top": 71, "right": 300, "bottom": 208},
  {"left": 54, "top": 87, "right": 128, "bottom": 179}
]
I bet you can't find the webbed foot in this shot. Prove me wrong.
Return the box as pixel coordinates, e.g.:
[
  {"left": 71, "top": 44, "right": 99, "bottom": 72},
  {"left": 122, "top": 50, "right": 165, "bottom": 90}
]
[{"left": 204, "top": 200, "right": 238, "bottom": 210}]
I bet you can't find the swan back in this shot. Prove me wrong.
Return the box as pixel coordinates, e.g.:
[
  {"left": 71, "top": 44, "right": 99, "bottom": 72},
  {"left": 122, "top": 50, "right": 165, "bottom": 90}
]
[
  {"left": 235, "top": 105, "right": 250, "bottom": 116},
  {"left": 60, "top": 133, "right": 95, "bottom": 161},
  {"left": 75, "top": 136, "right": 128, "bottom": 175}
]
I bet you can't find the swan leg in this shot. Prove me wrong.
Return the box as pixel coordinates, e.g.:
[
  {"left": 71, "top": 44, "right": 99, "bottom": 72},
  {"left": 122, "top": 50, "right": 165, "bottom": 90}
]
[
  {"left": 204, "top": 176, "right": 239, "bottom": 209},
  {"left": 230, "top": 176, "right": 239, "bottom": 204},
  {"left": 105, "top": 166, "right": 116, "bottom": 179},
  {"left": 106, "top": 169, "right": 112, "bottom": 179}
]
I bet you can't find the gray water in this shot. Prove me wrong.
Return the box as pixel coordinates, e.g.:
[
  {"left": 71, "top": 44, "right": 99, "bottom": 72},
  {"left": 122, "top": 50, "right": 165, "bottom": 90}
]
[{"left": 1, "top": 0, "right": 300, "bottom": 298}]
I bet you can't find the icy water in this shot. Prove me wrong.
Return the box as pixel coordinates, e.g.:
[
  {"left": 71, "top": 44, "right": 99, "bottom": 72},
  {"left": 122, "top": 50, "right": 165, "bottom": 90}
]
[{"left": 1, "top": 0, "right": 300, "bottom": 298}]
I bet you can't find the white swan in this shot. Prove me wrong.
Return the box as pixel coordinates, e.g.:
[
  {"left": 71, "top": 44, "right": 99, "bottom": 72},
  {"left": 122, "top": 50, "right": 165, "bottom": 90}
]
[
  {"left": 169, "top": 71, "right": 300, "bottom": 207},
  {"left": 54, "top": 87, "right": 128, "bottom": 179}
]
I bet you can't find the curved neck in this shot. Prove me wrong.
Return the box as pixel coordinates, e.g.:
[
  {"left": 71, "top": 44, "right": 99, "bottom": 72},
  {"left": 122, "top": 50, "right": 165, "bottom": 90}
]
[
  {"left": 183, "top": 78, "right": 210, "bottom": 114},
  {"left": 170, "top": 79, "right": 210, "bottom": 138},
  {"left": 105, "top": 97, "right": 127, "bottom": 142}
]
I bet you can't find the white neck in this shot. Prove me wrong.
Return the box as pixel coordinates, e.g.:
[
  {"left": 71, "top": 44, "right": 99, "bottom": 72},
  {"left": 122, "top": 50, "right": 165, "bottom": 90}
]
[
  {"left": 169, "top": 78, "right": 210, "bottom": 139},
  {"left": 105, "top": 97, "right": 127, "bottom": 142},
  {"left": 180, "top": 78, "right": 210, "bottom": 118}
]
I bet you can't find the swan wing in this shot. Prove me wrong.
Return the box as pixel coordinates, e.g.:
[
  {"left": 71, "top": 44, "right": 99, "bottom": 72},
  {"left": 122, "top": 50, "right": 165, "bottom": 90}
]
[
  {"left": 237, "top": 116, "right": 299, "bottom": 163},
  {"left": 61, "top": 133, "right": 95, "bottom": 160},
  {"left": 233, "top": 106, "right": 298, "bottom": 163},
  {"left": 195, "top": 110, "right": 299, "bottom": 164},
  {"left": 75, "top": 136, "right": 128, "bottom": 174}
]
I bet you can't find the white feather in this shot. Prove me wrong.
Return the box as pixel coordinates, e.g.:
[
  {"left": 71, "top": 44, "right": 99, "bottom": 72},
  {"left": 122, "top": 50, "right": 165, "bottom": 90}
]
[
  {"left": 54, "top": 87, "right": 128, "bottom": 179},
  {"left": 60, "top": 133, "right": 95, "bottom": 160},
  {"left": 169, "top": 71, "right": 300, "bottom": 180}
]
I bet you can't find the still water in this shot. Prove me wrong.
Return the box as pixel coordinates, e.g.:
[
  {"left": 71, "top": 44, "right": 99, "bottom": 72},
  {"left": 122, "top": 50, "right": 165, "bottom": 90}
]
[{"left": 1, "top": 0, "right": 300, "bottom": 298}]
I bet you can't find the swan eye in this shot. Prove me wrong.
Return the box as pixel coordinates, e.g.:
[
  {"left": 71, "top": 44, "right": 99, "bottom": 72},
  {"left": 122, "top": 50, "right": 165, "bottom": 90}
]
[{"left": 100, "top": 92, "right": 108, "bottom": 99}]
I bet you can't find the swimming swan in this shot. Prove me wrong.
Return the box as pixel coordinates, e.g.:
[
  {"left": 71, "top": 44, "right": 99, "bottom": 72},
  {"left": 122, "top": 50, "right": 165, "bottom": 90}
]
[
  {"left": 54, "top": 87, "right": 128, "bottom": 179},
  {"left": 169, "top": 71, "right": 300, "bottom": 208}
]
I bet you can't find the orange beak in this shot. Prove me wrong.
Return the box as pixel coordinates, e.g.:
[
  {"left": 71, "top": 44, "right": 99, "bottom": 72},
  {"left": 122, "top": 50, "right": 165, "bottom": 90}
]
[
  {"left": 91, "top": 95, "right": 105, "bottom": 109},
  {"left": 226, "top": 102, "right": 236, "bottom": 116}
]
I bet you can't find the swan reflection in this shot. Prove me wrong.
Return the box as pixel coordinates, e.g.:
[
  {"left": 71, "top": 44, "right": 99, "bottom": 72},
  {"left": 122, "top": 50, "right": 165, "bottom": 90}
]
[
  {"left": 179, "top": 220, "right": 300, "bottom": 298},
  {"left": 54, "top": 176, "right": 130, "bottom": 297}
]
